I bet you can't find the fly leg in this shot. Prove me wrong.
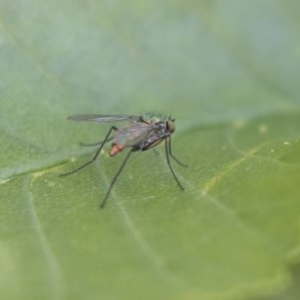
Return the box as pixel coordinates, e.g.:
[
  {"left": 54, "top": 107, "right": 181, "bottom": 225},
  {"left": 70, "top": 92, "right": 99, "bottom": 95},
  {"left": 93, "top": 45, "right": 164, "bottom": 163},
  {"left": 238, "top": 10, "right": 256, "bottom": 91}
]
[
  {"left": 100, "top": 149, "right": 134, "bottom": 208},
  {"left": 165, "top": 137, "right": 185, "bottom": 190},
  {"left": 80, "top": 137, "right": 113, "bottom": 147},
  {"left": 168, "top": 135, "right": 188, "bottom": 167},
  {"left": 60, "top": 126, "right": 117, "bottom": 176}
]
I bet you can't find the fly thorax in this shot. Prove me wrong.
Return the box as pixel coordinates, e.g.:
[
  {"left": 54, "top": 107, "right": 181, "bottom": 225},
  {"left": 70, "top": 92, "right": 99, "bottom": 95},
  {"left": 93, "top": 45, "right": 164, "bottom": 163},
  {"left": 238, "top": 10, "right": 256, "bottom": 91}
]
[{"left": 136, "top": 121, "right": 172, "bottom": 151}]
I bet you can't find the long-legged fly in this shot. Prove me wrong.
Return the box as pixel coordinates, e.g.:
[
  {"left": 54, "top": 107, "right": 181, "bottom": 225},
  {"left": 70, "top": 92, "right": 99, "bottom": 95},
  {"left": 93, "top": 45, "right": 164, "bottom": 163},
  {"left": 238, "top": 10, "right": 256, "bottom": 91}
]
[{"left": 60, "top": 112, "right": 187, "bottom": 208}]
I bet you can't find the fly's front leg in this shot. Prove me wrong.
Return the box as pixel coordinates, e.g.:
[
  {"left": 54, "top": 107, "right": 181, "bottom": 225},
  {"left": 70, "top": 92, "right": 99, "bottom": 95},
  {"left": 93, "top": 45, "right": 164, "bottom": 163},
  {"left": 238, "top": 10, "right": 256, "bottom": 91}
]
[
  {"left": 60, "top": 126, "right": 117, "bottom": 176},
  {"left": 164, "top": 137, "right": 184, "bottom": 190},
  {"left": 168, "top": 135, "right": 188, "bottom": 167}
]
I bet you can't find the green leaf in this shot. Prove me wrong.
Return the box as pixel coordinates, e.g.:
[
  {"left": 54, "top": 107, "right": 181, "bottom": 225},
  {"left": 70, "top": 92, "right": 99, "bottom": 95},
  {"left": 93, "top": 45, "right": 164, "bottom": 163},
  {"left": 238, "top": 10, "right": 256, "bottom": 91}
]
[{"left": 1, "top": 1, "right": 300, "bottom": 299}]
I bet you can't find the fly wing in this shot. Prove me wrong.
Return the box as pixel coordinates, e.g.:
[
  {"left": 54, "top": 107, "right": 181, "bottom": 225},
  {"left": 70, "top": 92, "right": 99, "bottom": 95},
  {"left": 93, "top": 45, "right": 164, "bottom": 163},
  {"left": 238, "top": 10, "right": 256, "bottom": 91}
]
[
  {"left": 67, "top": 114, "right": 139, "bottom": 123},
  {"left": 114, "top": 122, "right": 154, "bottom": 147}
]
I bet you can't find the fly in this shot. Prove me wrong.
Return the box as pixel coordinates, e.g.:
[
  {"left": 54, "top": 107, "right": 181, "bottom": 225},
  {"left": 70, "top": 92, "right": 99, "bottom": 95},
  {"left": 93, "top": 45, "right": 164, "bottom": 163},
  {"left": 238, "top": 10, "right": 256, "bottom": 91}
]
[{"left": 60, "top": 112, "right": 187, "bottom": 208}]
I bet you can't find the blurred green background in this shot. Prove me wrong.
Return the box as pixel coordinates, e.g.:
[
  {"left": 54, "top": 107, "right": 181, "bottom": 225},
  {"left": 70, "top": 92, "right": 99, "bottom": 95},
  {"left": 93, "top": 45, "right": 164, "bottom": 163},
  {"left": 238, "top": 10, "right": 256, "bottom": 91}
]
[{"left": 1, "top": 1, "right": 300, "bottom": 299}]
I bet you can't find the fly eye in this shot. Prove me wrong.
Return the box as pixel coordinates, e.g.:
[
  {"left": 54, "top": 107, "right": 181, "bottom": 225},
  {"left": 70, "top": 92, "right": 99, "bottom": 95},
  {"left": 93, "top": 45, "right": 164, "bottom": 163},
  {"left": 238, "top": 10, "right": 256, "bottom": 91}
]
[{"left": 166, "top": 121, "right": 175, "bottom": 133}]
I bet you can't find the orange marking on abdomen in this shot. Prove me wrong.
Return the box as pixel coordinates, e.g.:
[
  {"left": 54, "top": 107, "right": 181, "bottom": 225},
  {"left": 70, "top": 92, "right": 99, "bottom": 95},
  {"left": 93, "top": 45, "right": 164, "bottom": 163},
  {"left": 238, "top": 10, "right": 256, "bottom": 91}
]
[{"left": 109, "top": 144, "right": 125, "bottom": 156}]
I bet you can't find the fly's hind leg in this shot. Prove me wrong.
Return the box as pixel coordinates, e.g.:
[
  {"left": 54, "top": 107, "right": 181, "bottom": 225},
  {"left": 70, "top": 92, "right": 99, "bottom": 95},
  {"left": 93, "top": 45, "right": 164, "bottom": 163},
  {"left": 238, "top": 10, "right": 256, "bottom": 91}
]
[
  {"left": 60, "top": 126, "right": 117, "bottom": 176},
  {"left": 79, "top": 137, "right": 114, "bottom": 147}
]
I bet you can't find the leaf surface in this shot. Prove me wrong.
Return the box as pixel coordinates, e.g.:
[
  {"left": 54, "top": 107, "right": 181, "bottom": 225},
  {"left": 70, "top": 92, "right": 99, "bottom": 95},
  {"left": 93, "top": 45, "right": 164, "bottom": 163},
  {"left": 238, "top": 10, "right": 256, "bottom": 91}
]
[{"left": 1, "top": 1, "right": 300, "bottom": 299}]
